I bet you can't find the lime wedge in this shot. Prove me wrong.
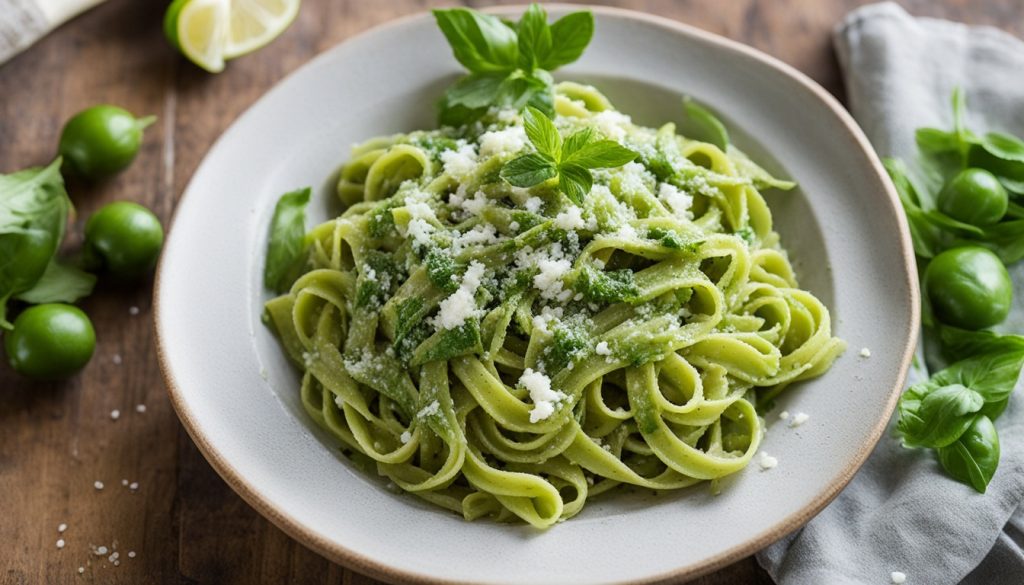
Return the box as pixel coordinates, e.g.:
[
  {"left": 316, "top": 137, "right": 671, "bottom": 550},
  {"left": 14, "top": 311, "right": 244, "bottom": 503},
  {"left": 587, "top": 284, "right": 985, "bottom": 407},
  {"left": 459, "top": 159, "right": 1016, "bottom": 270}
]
[
  {"left": 165, "top": 0, "right": 230, "bottom": 73},
  {"left": 224, "top": 0, "right": 301, "bottom": 59}
]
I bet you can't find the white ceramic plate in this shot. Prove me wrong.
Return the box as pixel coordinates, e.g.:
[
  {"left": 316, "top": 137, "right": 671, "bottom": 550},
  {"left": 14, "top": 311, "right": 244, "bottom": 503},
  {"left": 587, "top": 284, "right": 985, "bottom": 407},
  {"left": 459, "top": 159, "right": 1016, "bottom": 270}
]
[{"left": 156, "top": 6, "right": 918, "bottom": 584}]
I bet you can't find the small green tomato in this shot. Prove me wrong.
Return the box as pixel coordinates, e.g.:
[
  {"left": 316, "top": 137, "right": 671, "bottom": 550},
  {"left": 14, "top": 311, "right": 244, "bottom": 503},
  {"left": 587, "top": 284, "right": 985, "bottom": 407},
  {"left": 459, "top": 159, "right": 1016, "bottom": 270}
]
[
  {"left": 937, "top": 168, "right": 1008, "bottom": 227},
  {"left": 84, "top": 202, "right": 165, "bottom": 280},
  {"left": 924, "top": 246, "right": 1012, "bottom": 329},
  {"left": 58, "top": 105, "right": 156, "bottom": 179},
  {"left": 4, "top": 304, "right": 96, "bottom": 380}
]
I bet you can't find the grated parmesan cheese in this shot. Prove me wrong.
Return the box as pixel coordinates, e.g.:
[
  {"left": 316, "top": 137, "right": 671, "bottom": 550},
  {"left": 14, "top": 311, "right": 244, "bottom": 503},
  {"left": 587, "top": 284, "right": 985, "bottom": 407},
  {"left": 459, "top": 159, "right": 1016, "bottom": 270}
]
[
  {"left": 479, "top": 126, "right": 527, "bottom": 157},
  {"left": 519, "top": 368, "right": 566, "bottom": 423},
  {"left": 432, "top": 261, "right": 486, "bottom": 330},
  {"left": 595, "top": 341, "right": 612, "bottom": 356},
  {"left": 758, "top": 452, "right": 778, "bottom": 470},
  {"left": 553, "top": 206, "right": 586, "bottom": 231}
]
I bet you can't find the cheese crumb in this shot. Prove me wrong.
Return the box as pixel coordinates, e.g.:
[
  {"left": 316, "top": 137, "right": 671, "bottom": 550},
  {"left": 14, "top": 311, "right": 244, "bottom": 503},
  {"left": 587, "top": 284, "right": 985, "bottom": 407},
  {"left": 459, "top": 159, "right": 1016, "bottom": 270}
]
[
  {"left": 658, "top": 183, "right": 694, "bottom": 219},
  {"left": 590, "top": 110, "right": 631, "bottom": 141},
  {"left": 417, "top": 400, "right": 441, "bottom": 420},
  {"left": 400, "top": 431, "right": 411, "bottom": 444},
  {"left": 553, "top": 207, "right": 586, "bottom": 231},
  {"left": 595, "top": 341, "right": 611, "bottom": 356},
  {"left": 432, "top": 261, "right": 486, "bottom": 330},
  {"left": 890, "top": 572, "right": 906, "bottom": 584},
  {"left": 532, "top": 257, "right": 572, "bottom": 300},
  {"left": 129, "top": 482, "right": 139, "bottom": 491},
  {"left": 78, "top": 567, "right": 84, "bottom": 574},
  {"left": 94, "top": 481, "right": 104, "bottom": 490},
  {"left": 790, "top": 412, "right": 810, "bottom": 427},
  {"left": 519, "top": 368, "right": 566, "bottom": 423},
  {"left": 860, "top": 347, "right": 872, "bottom": 358},
  {"left": 56, "top": 539, "right": 65, "bottom": 549},
  {"left": 128, "top": 551, "right": 136, "bottom": 559},
  {"left": 758, "top": 452, "right": 778, "bottom": 470},
  {"left": 524, "top": 196, "right": 543, "bottom": 213},
  {"left": 440, "top": 143, "right": 478, "bottom": 180},
  {"left": 479, "top": 126, "right": 527, "bottom": 157},
  {"left": 779, "top": 411, "right": 790, "bottom": 420},
  {"left": 136, "top": 404, "right": 147, "bottom": 414},
  {"left": 112, "top": 354, "right": 122, "bottom": 365},
  {"left": 110, "top": 409, "right": 120, "bottom": 420},
  {"left": 58, "top": 523, "right": 67, "bottom": 533},
  {"left": 129, "top": 306, "right": 140, "bottom": 316}
]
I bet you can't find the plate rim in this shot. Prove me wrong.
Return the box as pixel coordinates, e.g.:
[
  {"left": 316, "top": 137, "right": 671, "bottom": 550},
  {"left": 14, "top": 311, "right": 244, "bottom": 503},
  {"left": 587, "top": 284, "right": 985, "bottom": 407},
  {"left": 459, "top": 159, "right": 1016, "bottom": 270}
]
[{"left": 154, "top": 4, "right": 921, "bottom": 583}]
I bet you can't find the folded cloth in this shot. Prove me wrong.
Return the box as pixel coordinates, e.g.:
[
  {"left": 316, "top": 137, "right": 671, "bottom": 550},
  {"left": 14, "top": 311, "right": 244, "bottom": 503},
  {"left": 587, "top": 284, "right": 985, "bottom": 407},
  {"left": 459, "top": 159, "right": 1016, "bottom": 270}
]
[{"left": 755, "top": 3, "right": 1024, "bottom": 584}]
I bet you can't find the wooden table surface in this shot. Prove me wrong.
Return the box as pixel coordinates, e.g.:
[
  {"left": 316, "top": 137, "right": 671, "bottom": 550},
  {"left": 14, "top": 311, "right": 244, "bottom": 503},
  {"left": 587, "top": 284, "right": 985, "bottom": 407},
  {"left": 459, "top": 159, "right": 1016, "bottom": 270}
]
[{"left": 2, "top": 1, "right": 1021, "bottom": 583}]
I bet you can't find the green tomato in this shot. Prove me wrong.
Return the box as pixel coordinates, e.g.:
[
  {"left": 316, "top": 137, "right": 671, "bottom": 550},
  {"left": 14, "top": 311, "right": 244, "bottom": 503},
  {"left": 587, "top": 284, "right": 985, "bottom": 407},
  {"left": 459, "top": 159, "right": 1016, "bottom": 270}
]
[
  {"left": 58, "top": 105, "right": 155, "bottom": 179},
  {"left": 937, "top": 414, "right": 1000, "bottom": 493},
  {"left": 4, "top": 303, "right": 96, "bottom": 380},
  {"left": 925, "top": 246, "right": 1012, "bottom": 329},
  {"left": 937, "top": 168, "right": 1008, "bottom": 227},
  {"left": 84, "top": 202, "right": 165, "bottom": 280}
]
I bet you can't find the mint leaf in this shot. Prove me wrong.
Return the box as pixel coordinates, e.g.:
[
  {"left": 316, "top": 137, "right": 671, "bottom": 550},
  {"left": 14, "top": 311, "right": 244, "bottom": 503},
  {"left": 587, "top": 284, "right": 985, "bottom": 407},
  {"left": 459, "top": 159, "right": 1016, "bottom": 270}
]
[
  {"left": 14, "top": 258, "right": 95, "bottom": 304},
  {"left": 264, "top": 187, "right": 311, "bottom": 294},
  {"left": 683, "top": 96, "right": 729, "bottom": 151},
  {"left": 523, "top": 106, "right": 561, "bottom": 159},
  {"left": 562, "top": 128, "right": 596, "bottom": 160},
  {"left": 562, "top": 139, "right": 638, "bottom": 168},
  {"left": 444, "top": 72, "right": 507, "bottom": 109},
  {"left": 516, "top": 3, "right": 552, "bottom": 71},
  {"left": 544, "top": 12, "right": 594, "bottom": 69},
  {"left": 432, "top": 9, "right": 518, "bottom": 73},
  {"left": 558, "top": 163, "right": 592, "bottom": 204},
  {"left": 500, "top": 153, "right": 557, "bottom": 187}
]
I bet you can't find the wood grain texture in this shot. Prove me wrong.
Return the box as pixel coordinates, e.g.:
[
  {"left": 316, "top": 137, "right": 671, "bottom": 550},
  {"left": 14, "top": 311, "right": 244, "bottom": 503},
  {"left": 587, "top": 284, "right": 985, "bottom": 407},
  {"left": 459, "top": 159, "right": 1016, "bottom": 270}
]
[{"left": 0, "top": 1, "right": 1019, "bottom": 583}]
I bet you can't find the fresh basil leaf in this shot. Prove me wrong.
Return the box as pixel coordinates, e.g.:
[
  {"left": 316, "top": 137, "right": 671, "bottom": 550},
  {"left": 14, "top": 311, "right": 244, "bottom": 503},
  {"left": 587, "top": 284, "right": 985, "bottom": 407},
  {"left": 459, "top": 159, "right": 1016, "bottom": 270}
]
[
  {"left": 432, "top": 8, "right": 519, "bottom": 73},
  {"left": 683, "top": 96, "right": 729, "bottom": 151},
  {"left": 516, "top": 3, "right": 552, "bottom": 71},
  {"left": 264, "top": 187, "right": 311, "bottom": 294},
  {"left": 898, "top": 383, "right": 984, "bottom": 448},
  {"left": 562, "top": 140, "right": 638, "bottom": 169},
  {"left": 916, "top": 127, "right": 959, "bottom": 153},
  {"left": 923, "top": 209, "right": 985, "bottom": 237},
  {"left": 500, "top": 153, "right": 557, "bottom": 187},
  {"left": 562, "top": 128, "right": 596, "bottom": 161},
  {"left": 523, "top": 105, "right": 561, "bottom": 159},
  {"left": 975, "top": 219, "right": 1024, "bottom": 263},
  {"left": 14, "top": 258, "right": 95, "bottom": 304},
  {"left": 939, "top": 327, "right": 1024, "bottom": 363},
  {"left": 444, "top": 72, "right": 507, "bottom": 109},
  {"left": 883, "top": 158, "right": 942, "bottom": 258},
  {"left": 978, "top": 132, "right": 1024, "bottom": 162},
  {"left": 932, "top": 350, "right": 1024, "bottom": 405},
  {"left": 937, "top": 415, "right": 1000, "bottom": 493},
  {"left": 968, "top": 134, "right": 1024, "bottom": 195},
  {"left": 437, "top": 98, "right": 484, "bottom": 128},
  {"left": 498, "top": 70, "right": 552, "bottom": 114},
  {"left": 558, "top": 163, "right": 593, "bottom": 205},
  {"left": 543, "top": 11, "right": 594, "bottom": 69},
  {"left": 0, "top": 158, "right": 70, "bottom": 327},
  {"left": 523, "top": 70, "right": 555, "bottom": 117}
]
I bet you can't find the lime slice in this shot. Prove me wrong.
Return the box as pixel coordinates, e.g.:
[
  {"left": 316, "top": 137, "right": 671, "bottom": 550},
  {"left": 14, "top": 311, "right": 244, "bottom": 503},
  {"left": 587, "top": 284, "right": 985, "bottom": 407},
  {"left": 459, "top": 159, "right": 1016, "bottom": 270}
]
[
  {"left": 224, "top": 0, "right": 301, "bottom": 59},
  {"left": 165, "top": 0, "right": 230, "bottom": 73}
]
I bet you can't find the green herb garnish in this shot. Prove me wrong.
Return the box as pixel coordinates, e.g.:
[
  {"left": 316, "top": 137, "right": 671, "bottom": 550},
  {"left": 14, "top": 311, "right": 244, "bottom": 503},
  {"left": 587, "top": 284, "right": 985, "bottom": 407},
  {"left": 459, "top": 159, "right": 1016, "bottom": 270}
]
[{"left": 263, "top": 187, "right": 311, "bottom": 294}]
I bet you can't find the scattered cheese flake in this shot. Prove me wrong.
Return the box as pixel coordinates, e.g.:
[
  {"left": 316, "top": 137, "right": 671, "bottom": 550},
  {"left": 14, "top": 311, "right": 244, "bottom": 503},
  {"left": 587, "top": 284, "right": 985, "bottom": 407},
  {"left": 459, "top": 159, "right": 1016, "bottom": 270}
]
[
  {"left": 78, "top": 567, "right": 84, "bottom": 574},
  {"left": 758, "top": 452, "right": 778, "bottom": 470},
  {"left": 790, "top": 412, "right": 810, "bottom": 427},
  {"left": 432, "top": 261, "right": 486, "bottom": 330},
  {"left": 417, "top": 400, "right": 441, "bottom": 419},
  {"left": 460, "top": 190, "right": 488, "bottom": 217},
  {"left": 519, "top": 368, "right": 566, "bottom": 423},
  {"left": 891, "top": 572, "right": 906, "bottom": 584},
  {"left": 128, "top": 551, "right": 136, "bottom": 559},
  {"left": 400, "top": 431, "right": 412, "bottom": 444},
  {"left": 112, "top": 354, "right": 122, "bottom": 365},
  {"left": 553, "top": 206, "right": 586, "bottom": 231},
  {"left": 779, "top": 411, "right": 790, "bottom": 420},
  {"left": 121, "top": 479, "right": 129, "bottom": 486},
  {"left": 135, "top": 404, "right": 147, "bottom": 414},
  {"left": 56, "top": 539, "right": 65, "bottom": 549},
  {"left": 58, "top": 523, "right": 67, "bottom": 533},
  {"left": 595, "top": 341, "right": 611, "bottom": 356},
  {"left": 860, "top": 347, "right": 872, "bottom": 358},
  {"left": 94, "top": 546, "right": 108, "bottom": 556},
  {"left": 590, "top": 110, "right": 631, "bottom": 140},
  {"left": 524, "top": 196, "right": 543, "bottom": 213},
  {"left": 440, "top": 143, "right": 478, "bottom": 180},
  {"left": 658, "top": 183, "right": 694, "bottom": 219},
  {"left": 129, "top": 306, "right": 140, "bottom": 316},
  {"left": 110, "top": 409, "right": 120, "bottom": 420},
  {"left": 479, "top": 126, "right": 527, "bottom": 157},
  {"left": 532, "top": 257, "right": 572, "bottom": 300},
  {"left": 129, "top": 482, "right": 139, "bottom": 491},
  {"left": 94, "top": 481, "right": 104, "bottom": 490}
]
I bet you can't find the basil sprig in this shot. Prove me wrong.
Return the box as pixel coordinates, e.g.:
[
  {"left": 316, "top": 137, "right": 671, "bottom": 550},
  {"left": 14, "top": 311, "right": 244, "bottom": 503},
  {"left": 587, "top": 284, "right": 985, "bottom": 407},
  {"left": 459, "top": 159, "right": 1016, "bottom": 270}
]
[
  {"left": 897, "top": 328, "right": 1024, "bottom": 492},
  {"left": 499, "top": 107, "right": 637, "bottom": 204},
  {"left": 432, "top": 4, "right": 594, "bottom": 126},
  {"left": 0, "top": 158, "right": 95, "bottom": 328}
]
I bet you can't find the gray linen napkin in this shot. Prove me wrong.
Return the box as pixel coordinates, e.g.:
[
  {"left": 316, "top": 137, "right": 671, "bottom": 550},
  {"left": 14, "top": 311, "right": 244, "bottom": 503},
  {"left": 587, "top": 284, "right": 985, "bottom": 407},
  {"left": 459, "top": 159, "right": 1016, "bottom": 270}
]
[{"left": 755, "top": 3, "right": 1024, "bottom": 584}]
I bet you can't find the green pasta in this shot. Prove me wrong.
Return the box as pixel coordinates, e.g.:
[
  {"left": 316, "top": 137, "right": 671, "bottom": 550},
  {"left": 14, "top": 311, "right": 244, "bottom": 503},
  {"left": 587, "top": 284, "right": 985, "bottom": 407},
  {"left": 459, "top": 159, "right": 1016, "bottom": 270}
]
[{"left": 264, "top": 82, "right": 845, "bottom": 528}]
